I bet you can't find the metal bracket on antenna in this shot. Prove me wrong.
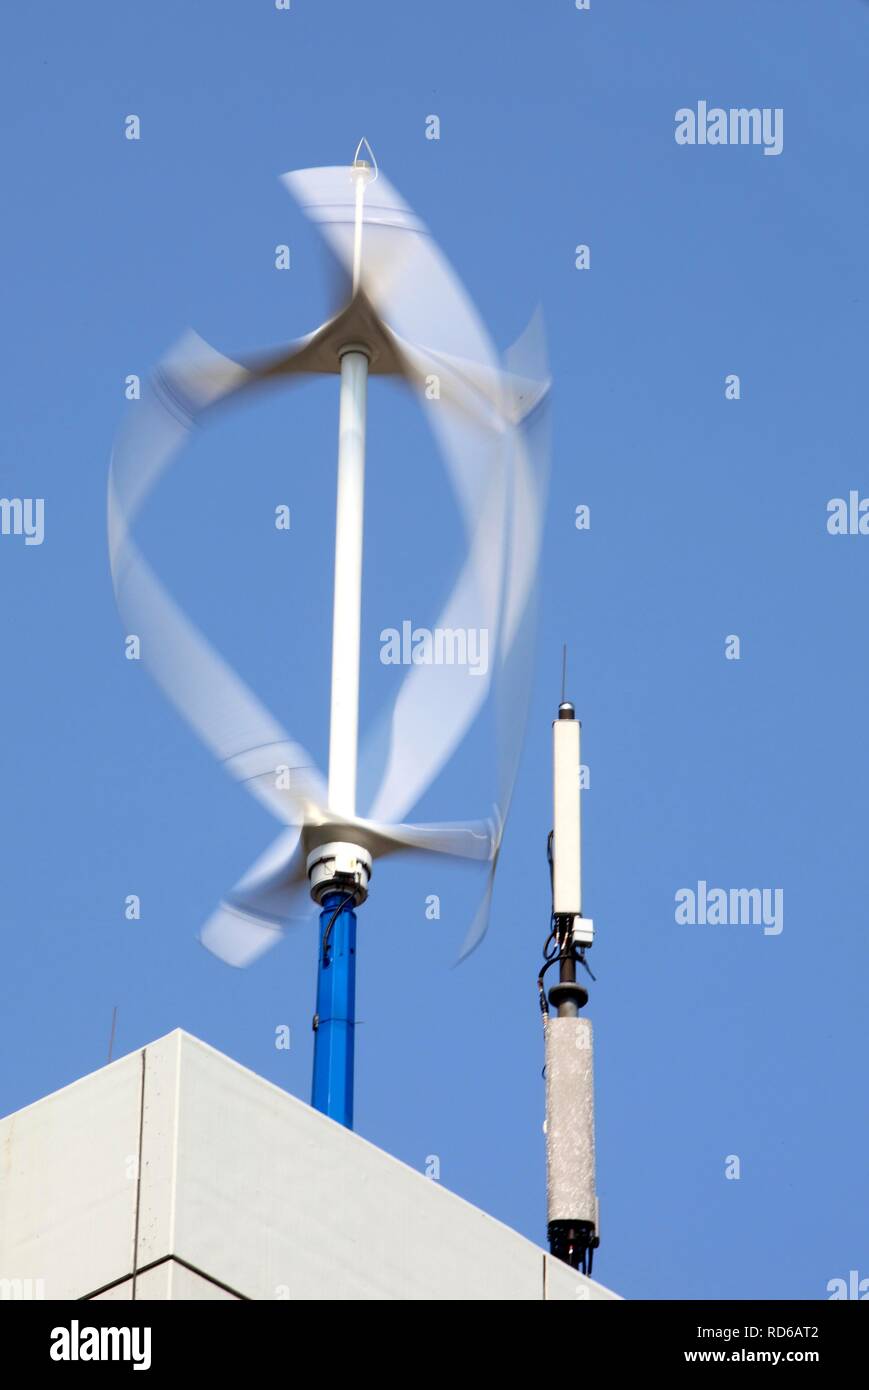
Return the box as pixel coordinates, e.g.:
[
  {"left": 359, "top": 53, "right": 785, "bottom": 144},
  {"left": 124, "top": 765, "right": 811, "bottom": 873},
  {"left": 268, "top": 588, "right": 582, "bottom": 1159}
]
[{"left": 572, "top": 915, "right": 594, "bottom": 948}]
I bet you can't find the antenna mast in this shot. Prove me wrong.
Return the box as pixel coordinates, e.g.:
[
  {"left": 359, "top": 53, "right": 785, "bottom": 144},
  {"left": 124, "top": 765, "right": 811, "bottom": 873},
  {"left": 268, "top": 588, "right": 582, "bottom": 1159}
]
[{"left": 539, "top": 686, "right": 600, "bottom": 1273}]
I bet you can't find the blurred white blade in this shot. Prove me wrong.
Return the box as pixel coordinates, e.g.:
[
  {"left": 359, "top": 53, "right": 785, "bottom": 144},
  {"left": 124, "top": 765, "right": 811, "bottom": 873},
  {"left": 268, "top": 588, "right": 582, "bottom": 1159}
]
[
  {"left": 495, "top": 311, "right": 551, "bottom": 815},
  {"left": 500, "top": 311, "right": 550, "bottom": 650},
  {"left": 108, "top": 331, "right": 250, "bottom": 564},
  {"left": 359, "top": 415, "right": 508, "bottom": 824},
  {"left": 365, "top": 822, "right": 497, "bottom": 962},
  {"left": 282, "top": 166, "right": 500, "bottom": 402},
  {"left": 457, "top": 862, "right": 498, "bottom": 962},
  {"left": 201, "top": 827, "right": 312, "bottom": 967},
  {"left": 451, "top": 321, "right": 549, "bottom": 962},
  {"left": 349, "top": 291, "right": 515, "bottom": 826},
  {"left": 109, "top": 335, "right": 328, "bottom": 826},
  {"left": 112, "top": 534, "right": 325, "bottom": 824},
  {"left": 398, "top": 338, "right": 547, "bottom": 429},
  {"left": 282, "top": 168, "right": 425, "bottom": 327},
  {"left": 353, "top": 813, "right": 497, "bottom": 863},
  {"left": 200, "top": 903, "right": 286, "bottom": 969},
  {"left": 370, "top": 316, "right": 549, "bottom": 959},
  {"left": 203, "top": 810, "right": 497, "bottom": 972},
  {"left": 359, "top": 335, "right": 548, "bottom": 831}
]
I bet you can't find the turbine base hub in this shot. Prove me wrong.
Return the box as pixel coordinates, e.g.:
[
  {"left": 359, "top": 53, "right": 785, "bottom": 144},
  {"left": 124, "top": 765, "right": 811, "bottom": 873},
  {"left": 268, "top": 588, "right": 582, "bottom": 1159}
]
[{"left": 306, "top": 841, "right": 372, "bottom": 907}]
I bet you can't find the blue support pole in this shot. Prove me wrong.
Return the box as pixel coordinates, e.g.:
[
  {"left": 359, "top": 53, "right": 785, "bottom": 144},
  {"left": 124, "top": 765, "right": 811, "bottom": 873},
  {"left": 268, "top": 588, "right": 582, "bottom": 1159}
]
[{"left": 312, "top": 891, "right": 357, "bottom": 1127}]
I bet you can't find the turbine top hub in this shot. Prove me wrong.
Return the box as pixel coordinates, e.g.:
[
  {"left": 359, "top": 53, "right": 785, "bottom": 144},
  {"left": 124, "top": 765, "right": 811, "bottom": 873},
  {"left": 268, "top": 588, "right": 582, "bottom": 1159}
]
[{"left": 306, "top": 841, "right": 372, "bottom": 907}]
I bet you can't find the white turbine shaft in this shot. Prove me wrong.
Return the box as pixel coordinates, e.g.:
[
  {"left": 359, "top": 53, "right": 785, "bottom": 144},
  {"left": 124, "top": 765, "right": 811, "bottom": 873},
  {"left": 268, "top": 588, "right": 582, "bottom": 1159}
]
[
  {"left": 351, "top": 165, "right": 366, "bottom": 294},
  {"left": 328, "top": 345, "right": 369, "bottom": 817}
]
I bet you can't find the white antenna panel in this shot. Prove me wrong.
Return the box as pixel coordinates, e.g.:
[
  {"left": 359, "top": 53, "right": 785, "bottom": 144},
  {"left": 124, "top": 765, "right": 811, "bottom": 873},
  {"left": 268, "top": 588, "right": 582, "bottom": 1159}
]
[{"left": 552, "top": 715, "right": 581, "bottom": 917}]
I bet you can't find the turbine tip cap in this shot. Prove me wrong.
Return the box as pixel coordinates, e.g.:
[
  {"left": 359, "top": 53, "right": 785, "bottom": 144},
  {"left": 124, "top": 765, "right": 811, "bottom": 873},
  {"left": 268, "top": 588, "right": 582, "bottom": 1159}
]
[{"left": 352, "top": 138, "right": 378, "bottom": 179}]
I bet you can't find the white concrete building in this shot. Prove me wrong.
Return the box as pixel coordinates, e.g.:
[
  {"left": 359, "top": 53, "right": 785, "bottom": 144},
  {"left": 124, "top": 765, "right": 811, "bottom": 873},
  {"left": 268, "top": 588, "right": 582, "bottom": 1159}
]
[{"left": 0, "top": 1030, "right": 618, "bottom": 1301}]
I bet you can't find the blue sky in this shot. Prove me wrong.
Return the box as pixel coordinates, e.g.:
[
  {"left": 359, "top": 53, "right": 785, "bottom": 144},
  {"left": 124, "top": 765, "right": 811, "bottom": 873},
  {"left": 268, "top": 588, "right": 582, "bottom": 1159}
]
[{"left": 2, "top": 0, "right": 868, "bottom": 1300}]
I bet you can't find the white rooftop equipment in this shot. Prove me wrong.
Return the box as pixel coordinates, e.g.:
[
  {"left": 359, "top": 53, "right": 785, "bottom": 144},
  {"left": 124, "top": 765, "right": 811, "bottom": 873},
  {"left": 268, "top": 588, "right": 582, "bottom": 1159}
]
[{"left": 0, "top": 1032, "right": 619, "bottom": 1302}]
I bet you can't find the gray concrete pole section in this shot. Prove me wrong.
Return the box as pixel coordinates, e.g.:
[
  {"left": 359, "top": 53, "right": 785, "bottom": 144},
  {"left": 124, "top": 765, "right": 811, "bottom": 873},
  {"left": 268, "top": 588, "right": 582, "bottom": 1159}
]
[{"left": 545, "top": 1016, "right": 598, "bottom": 1230}]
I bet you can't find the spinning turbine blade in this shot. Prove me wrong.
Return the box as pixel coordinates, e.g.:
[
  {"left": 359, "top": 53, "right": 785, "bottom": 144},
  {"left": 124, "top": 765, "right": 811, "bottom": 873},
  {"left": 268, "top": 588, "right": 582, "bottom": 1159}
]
[
  {"left": 456, "top": 314, "right": 551, "bottom": 959},
  {"left": 109, "top": 341, "right": 328, "bottom": 829},
  {"left": 200, "top": 826, "right": 311, "bottom": 968},
  {"left": 201, "top": 813, "right": 498, "bottom": 969},
  {"left": 282, "top": 166, "right": 498, "bottom": 372}
]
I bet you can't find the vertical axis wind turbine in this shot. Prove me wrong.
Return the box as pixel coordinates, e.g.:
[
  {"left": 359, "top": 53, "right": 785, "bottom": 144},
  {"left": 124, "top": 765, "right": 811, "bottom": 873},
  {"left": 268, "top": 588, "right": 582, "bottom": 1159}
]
[{"left": 109, "top": 141, "right": 550, "bottom": 1131}]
